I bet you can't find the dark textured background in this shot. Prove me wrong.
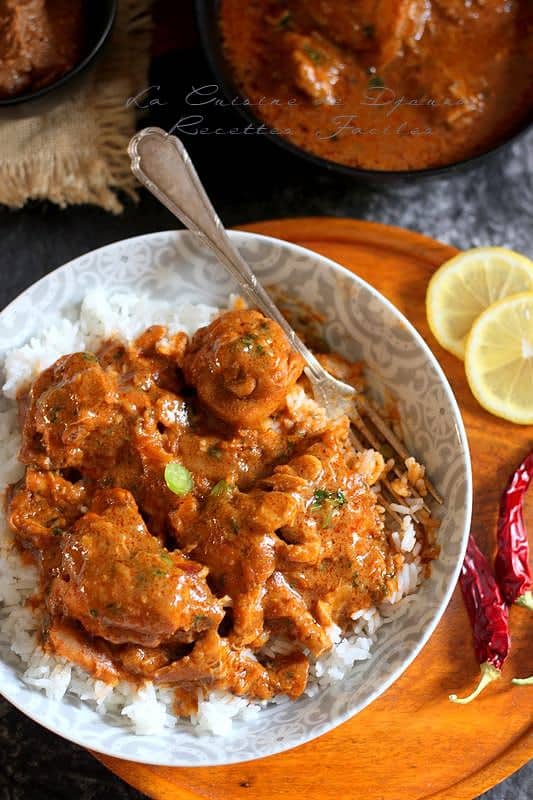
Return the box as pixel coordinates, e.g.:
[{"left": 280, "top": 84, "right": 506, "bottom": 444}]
[{"left": 0, "top": 5, "right": 531, "bottom": 798}]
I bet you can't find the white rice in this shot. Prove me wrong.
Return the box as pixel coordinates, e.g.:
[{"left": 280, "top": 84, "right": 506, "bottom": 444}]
[{"left": 0, "top": 290, "right": 424, "bottom": 736}]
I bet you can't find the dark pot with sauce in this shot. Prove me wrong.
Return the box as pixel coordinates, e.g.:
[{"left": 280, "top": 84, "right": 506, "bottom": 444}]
[
  {"left": 196, "top": 0, "right": 533, "bottom": 182},
  {"left": 0, "top": 0, "right": 117, "bottom": 120}
]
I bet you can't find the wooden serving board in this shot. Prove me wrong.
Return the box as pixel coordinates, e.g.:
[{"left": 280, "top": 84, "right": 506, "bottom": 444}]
[{"left": 95, "top": 218, "right": 532, "bottom": 800}]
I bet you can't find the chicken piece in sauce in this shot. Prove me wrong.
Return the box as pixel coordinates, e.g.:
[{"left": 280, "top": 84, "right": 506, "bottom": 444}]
[
  {"left": 283, "top": 31, "right": 348, "bottom": 105},
  {"left": 8, "top": 467, "right": 90, "bottom": 557},
  {"left": 19, "top": 351, "right": 123, "bottom": 472},
  {"left": 183, "top": 309, "right": 304, "bottom": 426},
  {"left": 221, "top": 1, "right": 533, "bottom": 171},
  {"left": 155, "top": 629, "right": 309, "bottom": 703},
  {"left": 7, "top": 308, "right": 423, "bottom": 712},
  {"left": 0, "top": 0, "right": 86, "bottom": 100},
  {"left": 47, "top": 489, "right": 224, "bottom": 647},
  {"left": 176, "top": 481, "right": 294, "bottom": 648},
  {"left": 178, "top": 418, "right": 396, "bottom": 663},
  {"left": 299, "top": 0, "right": 430, "bottom": 66}
]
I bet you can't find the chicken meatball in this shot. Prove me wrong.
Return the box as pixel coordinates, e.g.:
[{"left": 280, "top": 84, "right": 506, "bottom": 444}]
[{"left": 182, "top": 309, "right": 304, "bottom": 427}]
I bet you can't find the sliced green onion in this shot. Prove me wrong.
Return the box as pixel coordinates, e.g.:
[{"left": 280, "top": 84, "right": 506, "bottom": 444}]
[
  {"left": 210, "top": 479, "right": 232, "bottom": 497},
  {"left": 164, "top": 462, "right": 193, "bottom": 497}
]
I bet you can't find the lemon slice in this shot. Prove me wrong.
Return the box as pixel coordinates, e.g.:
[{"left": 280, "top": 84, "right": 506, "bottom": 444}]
[
  {"left": 465, "top": 292, "right": 533, "bottom": 425},
  {"left": 426, "top": 247, "right": 533, "bottom": 359}
]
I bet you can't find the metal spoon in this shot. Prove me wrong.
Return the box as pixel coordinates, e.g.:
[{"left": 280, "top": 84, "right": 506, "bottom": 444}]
[{"left": 128, "top": 128, "right": 442, "bottom": 504}]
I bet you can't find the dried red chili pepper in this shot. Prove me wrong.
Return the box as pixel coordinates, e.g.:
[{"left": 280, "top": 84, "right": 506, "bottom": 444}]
[
  {"left": 494, "top": 452, "right": 533, "bottom": 610},
  {"left": 449, "top": 534, "right": 510, "bottom": 704}
]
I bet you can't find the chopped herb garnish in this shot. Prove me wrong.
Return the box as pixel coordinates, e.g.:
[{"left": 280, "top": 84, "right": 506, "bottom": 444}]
[
  {"left": 230, "top": 518, "right": 240, "bottom": 534},
  {"left": 303, "top": 44, "right": 323, "bottom": 64},
  {"left": 211, "top": 480, "right": 233, "bottom": 498},
  {"left": 311, "top": 488, "right": 346, "bottom": 527},
  {"left": 207, "top": 445, "right": 223, "bottom": 460},
  {"left": 276, "top": 10, "right": 292, "bottom": 29},
  {"left": 52, "top": 527, "right": 63, "bottom": 537},
  {"left": 240, "top": 333, "right": 256, "bottom": 351},
  {"left": 332, "top": 489, "right": 346, "bottom": 506},
  {"left": 193, "top": 614, "right": 208, "bottom": 625},
  {"left": 285, "top": 670, "right": 295, "bottom": 680},
  {"left": 311, "top": 489, "right": 330, "bottom": 510},
  {"left": 82, "top": 352, "right": 98, "bottom": 362},
  {"left": 164, "top": 462, "right": 193, "bottom": 497},
  {"left": 311, "top": 488, "right": 346, "bottom": 510},
  {"left": 368, "top": 74, "right": 385, "bottom": 90},
  {"left": 256, "top": 343, "right": 266, "bottom": 355},
  {"left": 90, "top": 608, "right": 99, "bottom": 618},
  {"left": 153, "top": 568, "right": 168, "bottom": 577},
  {"left": 160, "top": 552, "right": 173, "bottom": 564}
]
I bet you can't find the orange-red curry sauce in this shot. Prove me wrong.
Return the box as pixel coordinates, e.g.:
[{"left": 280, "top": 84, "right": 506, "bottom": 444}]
[
  {"left": 220, "top": 0, "right": 533, "bottom": 170},
  {"left": 7, "top": 309, "right": 436, "bottom": 714}
]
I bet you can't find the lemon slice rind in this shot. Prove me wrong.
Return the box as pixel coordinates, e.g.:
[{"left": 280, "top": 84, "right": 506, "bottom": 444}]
[
  {"left": 426, "top": 247, "right": 533, "bottom": 360},
  {"left": 465, "top": 291, "right": 533, "bottom": 426}
]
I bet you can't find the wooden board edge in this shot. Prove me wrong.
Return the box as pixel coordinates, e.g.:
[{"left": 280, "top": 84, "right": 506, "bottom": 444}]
[
  {"left": 93, "top": 753, "right": 204, "bottom": 800},
  {"left": 235, "top": 217, "right": 459, "bottom": 263},
  {"left": 425, "top": 732, "right": 532, "bottom": 800}
]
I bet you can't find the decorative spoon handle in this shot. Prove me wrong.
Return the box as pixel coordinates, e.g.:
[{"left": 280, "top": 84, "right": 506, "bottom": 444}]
[{"left": 128, "top": 127, "right": 326, "bottom": 384}]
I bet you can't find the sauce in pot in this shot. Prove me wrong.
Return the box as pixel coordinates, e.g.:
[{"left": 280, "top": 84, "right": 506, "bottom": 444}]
[
  {"left": 220, "top": 0, "right": 533, "bottom": 171},
  {"left": 0, "top": 0, "right": 86, "bottom": 100}
]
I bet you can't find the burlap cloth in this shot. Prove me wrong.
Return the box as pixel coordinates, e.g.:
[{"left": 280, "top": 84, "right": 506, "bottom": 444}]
[{"left": 0, "top": 0, "right": 152, "bottom": 214}]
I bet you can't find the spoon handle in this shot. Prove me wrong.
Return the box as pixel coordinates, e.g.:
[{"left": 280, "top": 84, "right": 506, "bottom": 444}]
[{"left": 128, "top": 127, "right": 325, "bottom": 381}]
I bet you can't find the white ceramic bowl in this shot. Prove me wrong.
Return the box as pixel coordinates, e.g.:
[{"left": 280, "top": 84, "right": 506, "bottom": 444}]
[{"left": 0, "top": 230, "right": 472, "bottom": 766}]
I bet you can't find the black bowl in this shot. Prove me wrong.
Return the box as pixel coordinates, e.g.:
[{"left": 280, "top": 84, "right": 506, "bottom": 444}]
[
  {"left": 0, "top": 0, "right": 118, "bottom": 120},
  {"left": 196, "top": 0, "right": 533, "bottom": 183}
]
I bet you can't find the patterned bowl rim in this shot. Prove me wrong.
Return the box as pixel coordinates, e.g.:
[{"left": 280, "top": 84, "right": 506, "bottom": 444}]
[{"left": 0, "top": 229, "right": 472, "bottom": 765}]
